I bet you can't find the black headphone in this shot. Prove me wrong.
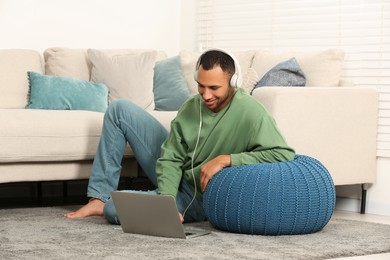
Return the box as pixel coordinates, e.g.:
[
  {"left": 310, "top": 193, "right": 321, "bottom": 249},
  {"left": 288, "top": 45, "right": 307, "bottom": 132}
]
[{"left": 193, "top": 48, "right": 243, "bottom": 88}]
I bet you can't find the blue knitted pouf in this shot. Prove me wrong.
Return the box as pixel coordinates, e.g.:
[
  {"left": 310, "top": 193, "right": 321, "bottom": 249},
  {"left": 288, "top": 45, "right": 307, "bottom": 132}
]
[{"left": 203, "top": 155, "right": 335, "bottom": 235}]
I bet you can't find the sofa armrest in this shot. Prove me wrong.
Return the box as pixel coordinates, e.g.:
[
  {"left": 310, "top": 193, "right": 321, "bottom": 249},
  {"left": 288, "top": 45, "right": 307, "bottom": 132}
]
[{"left": 252, "top": 87, "right": 378, "bottom": 185}]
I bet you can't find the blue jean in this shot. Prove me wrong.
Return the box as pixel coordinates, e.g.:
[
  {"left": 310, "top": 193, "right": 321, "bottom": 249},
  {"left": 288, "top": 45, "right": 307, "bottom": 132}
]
[{"left": 87, "top": 100, "right": 205, "bottom": 224}]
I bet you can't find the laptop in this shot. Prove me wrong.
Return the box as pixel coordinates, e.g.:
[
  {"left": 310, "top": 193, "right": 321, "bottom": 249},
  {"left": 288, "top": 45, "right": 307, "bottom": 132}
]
[{"left": 110, "top": 191, "right": 210, "bottom": 239}]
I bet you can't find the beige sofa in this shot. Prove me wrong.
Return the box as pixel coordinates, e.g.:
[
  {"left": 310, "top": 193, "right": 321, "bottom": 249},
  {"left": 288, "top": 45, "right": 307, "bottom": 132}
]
[
  {"left": 0, "top": 48, "right": 378, "bottom": 211},
  {"left": 0, "top": 48, "right": 176, "bottom": 184}
]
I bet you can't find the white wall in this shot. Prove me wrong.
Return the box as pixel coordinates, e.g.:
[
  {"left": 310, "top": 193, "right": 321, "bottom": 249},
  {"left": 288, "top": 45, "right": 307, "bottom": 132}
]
[
  {"left": 179, "top": 0, "right": 197, "bottom": 51},
  {"left": 367, "top": 158, "right": 390, "bottom": 216},
  {"left": 335, "top": 158, "right": 390, "bottom": 216},
  {"left": 0, "top": 0, "right": 181, "bottom": 56}
]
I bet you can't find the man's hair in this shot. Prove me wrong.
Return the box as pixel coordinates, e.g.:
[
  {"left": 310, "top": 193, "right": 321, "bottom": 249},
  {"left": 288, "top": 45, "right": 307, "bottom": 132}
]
[{"left": 198, "top": 50, "right": 236, "bottom": 77}]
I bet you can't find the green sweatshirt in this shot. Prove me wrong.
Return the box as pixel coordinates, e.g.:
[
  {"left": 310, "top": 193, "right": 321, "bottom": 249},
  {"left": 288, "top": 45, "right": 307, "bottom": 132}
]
[{"left": 156, "top": 88, "right": 295, "bottom": 200}]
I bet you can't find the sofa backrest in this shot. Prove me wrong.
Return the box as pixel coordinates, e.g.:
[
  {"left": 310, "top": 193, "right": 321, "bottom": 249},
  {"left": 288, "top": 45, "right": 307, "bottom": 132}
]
[
  {"left": 0, "top": 47, "right": 346, "bottom": 110},
  {"left": 251, "top": 49, "right": 345, "bottom": 87},
  {"left": 44, "top": 47, "right": 167, "bottom": 81},
  {"left": 179, "top": 48, "right": 345, "bottom": 96},
  {"left": 0, "top": 50, "right": 44, "bottom": 108},
  {"left": 43, "top": 48, "right": 167, "bottom": 111}
]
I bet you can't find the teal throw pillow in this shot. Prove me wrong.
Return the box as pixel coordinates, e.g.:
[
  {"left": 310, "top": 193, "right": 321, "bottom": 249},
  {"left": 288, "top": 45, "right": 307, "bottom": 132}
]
[
  {"left": 252, "top": 57, "right": 306, "bottom": 94},
  {"left": 26, "top": 72, "right": 109, "bottom": 113},
  {"left": 153, "top": 56, "right": 190, "bottom": 111}
]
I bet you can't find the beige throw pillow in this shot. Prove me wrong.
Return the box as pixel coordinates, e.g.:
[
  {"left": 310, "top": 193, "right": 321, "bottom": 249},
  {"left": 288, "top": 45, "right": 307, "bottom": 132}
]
[
  {"left": 0, "top": 49, "right": 44, "bottom": 108},
  {"left": 251, "top": 49, "right": 345, "bottom": 87},
  {"left": 44, "top": 47, "right": 167, "bottom": 81},
  {"left": 88, "top": 49, "right": 157, "bottom": 110},
  {"left": 44, "top": 48, "right": 91, "bottom": 81},
  {"left": 241, "top": 68, "right": 260, "bottom": 94},
  {"left": 179, "top": 50, "right": 199, "bottom": 96}
]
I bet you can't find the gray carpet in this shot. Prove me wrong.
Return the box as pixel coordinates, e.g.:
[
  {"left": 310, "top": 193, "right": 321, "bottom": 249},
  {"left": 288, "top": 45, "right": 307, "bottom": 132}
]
[{"left": 1, "top": 206, "right": 390, "bottom": 259}]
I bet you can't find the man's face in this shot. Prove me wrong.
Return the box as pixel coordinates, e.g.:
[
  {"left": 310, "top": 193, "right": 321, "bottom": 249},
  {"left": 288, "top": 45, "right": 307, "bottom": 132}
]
[{"left": 196, "top": 65, "right": 235, "bottom": 113}]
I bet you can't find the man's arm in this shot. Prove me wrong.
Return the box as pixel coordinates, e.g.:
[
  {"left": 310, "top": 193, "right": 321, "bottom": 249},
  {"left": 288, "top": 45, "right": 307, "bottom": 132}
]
[
  {"left": 231, "top": 146, "right": 295, "bottom": 166},
  {"left": 200, "top": 114, "right": 295, "bottom": 192},
  {"left": 231, "top": 114, "right": 295, "bottom": 166},
  {"left": 156, "top": 118, "right": 189, "bottom": 199},
  {"left": 199, "top": 154, "right": 231, "bottom": 192}
]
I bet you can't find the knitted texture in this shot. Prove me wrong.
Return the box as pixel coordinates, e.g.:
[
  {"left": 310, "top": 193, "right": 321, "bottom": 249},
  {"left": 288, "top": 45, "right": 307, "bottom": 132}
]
[{"left": 203, "top": 155, "right": 335, "bottom": 235}]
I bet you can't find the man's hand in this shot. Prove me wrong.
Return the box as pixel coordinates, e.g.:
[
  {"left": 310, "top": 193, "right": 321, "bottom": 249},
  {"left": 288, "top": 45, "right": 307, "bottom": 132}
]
[
  {"left": 200, "top": 155, "right": 231, "bottom": 192},
  {"left": 179, "top": 212, "right": 184, "bottom": 223}
]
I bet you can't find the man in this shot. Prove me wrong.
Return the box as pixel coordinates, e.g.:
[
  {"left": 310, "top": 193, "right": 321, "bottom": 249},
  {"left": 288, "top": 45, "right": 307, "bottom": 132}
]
[{"left": 65, "top": 49, "right": 295, "bottom": 224}]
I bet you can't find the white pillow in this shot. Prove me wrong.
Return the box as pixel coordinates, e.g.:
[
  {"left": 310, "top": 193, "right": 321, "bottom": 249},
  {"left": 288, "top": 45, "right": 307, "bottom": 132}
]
[
  {"left": 179, "top": 50, "right": 199, "bottom": 96},
  {"left": 241, "top": 68, "right": 260, "bottom": 94},
  {"left": 179, "top": 50, "right": 256, "bottom": 96},
  {"left": 251, "top": 49, "right": 345, "bottom": 87},
  {"left": 0, "top": 49, "right": 44, "bottom": 109},
  {"left": 44, "top": 48, "right": 91, "bottom": 81},
  {"left": 88, "top": 49, "right": 157, "bottom": 110},
  {"left": 44, "top": 47, "right": 167, "bottom": 81}
]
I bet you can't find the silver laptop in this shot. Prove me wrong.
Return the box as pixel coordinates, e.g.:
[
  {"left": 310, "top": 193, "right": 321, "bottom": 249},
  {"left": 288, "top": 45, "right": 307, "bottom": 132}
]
[{"left": 110, "top": 191, "right": 210, "bottom": 239}]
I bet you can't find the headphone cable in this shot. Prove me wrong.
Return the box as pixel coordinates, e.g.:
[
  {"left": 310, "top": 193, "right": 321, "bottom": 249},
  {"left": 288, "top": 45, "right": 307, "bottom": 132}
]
[{"left": 182, "top": 97, "right": 202, "bottom": 219}]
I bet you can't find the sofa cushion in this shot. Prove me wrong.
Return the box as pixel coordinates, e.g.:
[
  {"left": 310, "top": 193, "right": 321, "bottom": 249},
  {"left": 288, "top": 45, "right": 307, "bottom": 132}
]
[
  {"left": 0, "top": 109, "right": 132, "bottom": 162},
  {"left": 44, "top": 48, "right": 91, "bottom": 81},
  {"left": 252, "top": 57, "right": 306, "bottom": 92},
  {"left": 251, "top": 49, "right": 344, "bottom": 87},
  {"left": 0, "top": 50, "right": 44, "bottom": 109},
  {"left": 0, "top": 109, "right": 176, "bottom": 163},
  {"left": 147, "top": 110, "right": 177, "bottom": 132},
  {"left": 88, "top": 49, "right": 156, "bottom": 110},
  {"left": 241, "top": 68, "right": 260, "bottom": 94},
  {"left": 44, "top": 47, "right": 167, "bottom": 81},
  {"left": 153, "top": 56, "right": 189, "bottom": 111},
  {"left": 26, "top": 72, "right": 109, "bottom": 113},
  {"left": 180, "top": 50, "right": 256, "bottom": 95}
]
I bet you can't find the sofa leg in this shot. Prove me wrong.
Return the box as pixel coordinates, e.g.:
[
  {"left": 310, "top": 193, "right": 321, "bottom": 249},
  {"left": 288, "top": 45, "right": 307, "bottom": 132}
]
[
  {"left": 62, "top": 181, "right": 68, "bottom": 204},
  {"left": 37, "top": 182, "right": 43, "bottom": 206},
  {"left": 360, "top": 184, "right": 368, "bottom": 214}
]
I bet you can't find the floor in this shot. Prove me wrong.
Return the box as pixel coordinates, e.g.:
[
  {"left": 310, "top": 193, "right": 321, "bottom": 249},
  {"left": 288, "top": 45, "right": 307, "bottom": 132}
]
[
  {"left": 1, "top": 180, "right": 389, "bottom": 259},
  {"left": 330, "top": 211, "right": 390, "bottom": 260}
]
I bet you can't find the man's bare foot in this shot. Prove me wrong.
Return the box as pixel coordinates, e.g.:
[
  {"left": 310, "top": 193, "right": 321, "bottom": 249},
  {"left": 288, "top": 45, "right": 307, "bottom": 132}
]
[{"left": 64, "top": 198, "right": 104, "bottom": 219}]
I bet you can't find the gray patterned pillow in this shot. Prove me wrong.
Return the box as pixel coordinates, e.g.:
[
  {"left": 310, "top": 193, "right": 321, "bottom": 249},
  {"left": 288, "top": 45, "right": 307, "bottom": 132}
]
[{"left": 252, "top": 57, "right": 306, "bottom": 93}]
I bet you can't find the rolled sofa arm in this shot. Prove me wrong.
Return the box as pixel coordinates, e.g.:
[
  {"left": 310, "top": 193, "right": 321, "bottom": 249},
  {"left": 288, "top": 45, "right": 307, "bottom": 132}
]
[{"left": 251, "top": 86, "right": 378, "bottom": 186}]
